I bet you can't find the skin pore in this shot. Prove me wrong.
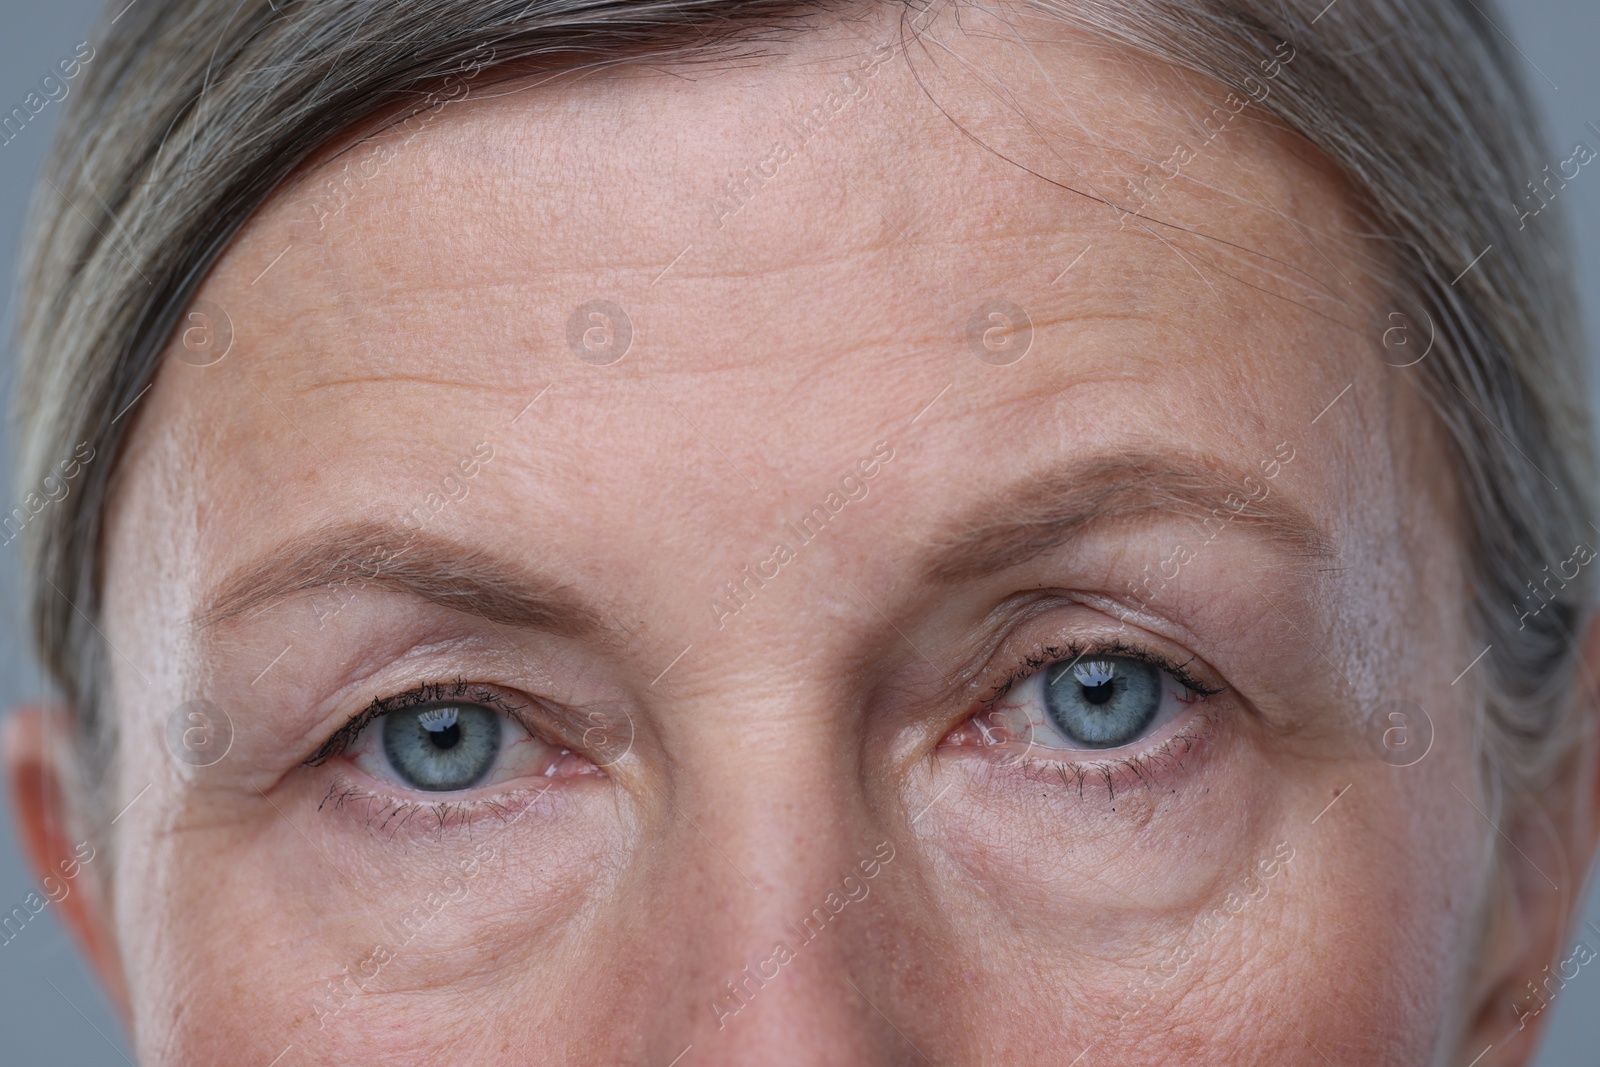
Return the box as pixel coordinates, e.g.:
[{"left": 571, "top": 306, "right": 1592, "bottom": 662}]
[{"left": 8, "top": 2, "right": 1600, "bottom": 1064}]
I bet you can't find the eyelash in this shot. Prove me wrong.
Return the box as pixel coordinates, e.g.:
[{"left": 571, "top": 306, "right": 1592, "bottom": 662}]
[
  {"left": 314, "top": 780, "right": 542, "bottom": 837},
  {"left": 302, "top": 678, "right": 531, "bottom": 768},
  {"left": 979, "top": 638, "right": 1225, "bottom": 712},
  {"left": 966, "top": 638, "right": 1227, "bottom": 800},
  {"left": 304, "top": 679, "right": 556, "bottom": 836},
  {"left": 305, "top": 643, "right": 1222, "bottom": 825}
]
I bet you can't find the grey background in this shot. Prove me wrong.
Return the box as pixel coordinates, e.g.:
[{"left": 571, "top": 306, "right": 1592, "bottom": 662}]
[{"left": 0, "top": 1, "right": 1596, "bottom": 1063}]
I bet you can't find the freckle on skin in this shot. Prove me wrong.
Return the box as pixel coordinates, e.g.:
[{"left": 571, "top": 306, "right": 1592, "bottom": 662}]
[{"left": 1117, "top": 786, "right": 1160, "bottom": 831}]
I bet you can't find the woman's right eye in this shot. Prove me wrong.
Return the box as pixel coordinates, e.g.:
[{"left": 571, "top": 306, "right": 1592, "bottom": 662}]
[
  {"left": 341, "top": 693, "right": 586, "bottom": 793},
  {"left": 376, "top": 703, "right": 505, "bottom": 791},
  {"left": 1038, "top": 656, "right": 1172, "bottom": 748}
]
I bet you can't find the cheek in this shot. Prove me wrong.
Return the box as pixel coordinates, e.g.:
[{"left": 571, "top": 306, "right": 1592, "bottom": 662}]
[
  {"left": 929, "top": 713, "right": 1267, "bottom": 923},
  {"left": 918, "top": 717, "right": 1483, "bottom": 1064},
  {"left": 110, "top": 783, "right": 632, "bottom": 1064},
  {"left": 1208, "top": 800, "right": 1482, "bottom": 1067},
  {"left": 1111, "top": 861, "right": 1458, "bottom": 1066}
]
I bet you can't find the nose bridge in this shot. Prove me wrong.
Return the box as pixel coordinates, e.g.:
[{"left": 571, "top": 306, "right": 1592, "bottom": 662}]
[
  {"left": 667, "top": 799, "right": 917, "bottom": 1065},
  {"left": 659, "top": 649, "right": 869, "bottom": 900},
  {"left": 646, "top": 680, "right": 921, "bottom": 1064}
]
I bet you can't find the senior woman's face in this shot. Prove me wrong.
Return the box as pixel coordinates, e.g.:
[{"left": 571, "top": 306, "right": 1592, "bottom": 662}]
[{"left": 71, "top": 9, "right": 1502, "bottom": 1066}]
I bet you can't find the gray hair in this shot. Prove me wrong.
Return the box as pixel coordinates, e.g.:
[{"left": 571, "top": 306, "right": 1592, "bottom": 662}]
[{"left": 10, "top": 0, "right": 1593, "bottom": 840}]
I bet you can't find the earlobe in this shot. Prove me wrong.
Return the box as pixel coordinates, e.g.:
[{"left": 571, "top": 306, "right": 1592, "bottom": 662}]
[{"left": 2, "top": 704, "right": 130, "bottom": 1023}]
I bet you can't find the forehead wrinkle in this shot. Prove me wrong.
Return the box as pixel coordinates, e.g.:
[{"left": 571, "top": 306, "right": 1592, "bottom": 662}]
[
  {"left": 248, "top": 35, "right": 1358, "bottom": 378},
  {"left": 287, "top": 374, "right": 526, "bottom": 404},
  {"left": 896, "top": 8, "right": 1371, "bottom": 316}
]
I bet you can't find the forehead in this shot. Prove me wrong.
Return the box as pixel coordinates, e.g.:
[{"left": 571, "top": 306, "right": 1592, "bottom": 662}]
[{"left": 119, "top": 8, "right": 1394, "bottom": 622}]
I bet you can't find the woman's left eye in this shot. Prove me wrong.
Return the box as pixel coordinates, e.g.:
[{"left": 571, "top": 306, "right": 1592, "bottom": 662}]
[
  {"left": 340, "top": 694, "right": 583, "bottom": 793},
  {"left": 960, "top": 652, "right": 1208, "bottom": 755}
]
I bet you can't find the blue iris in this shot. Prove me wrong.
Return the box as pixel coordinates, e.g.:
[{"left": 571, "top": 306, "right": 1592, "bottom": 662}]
[
  {"left": 1042, "top": 655, "right": 1162, "bottom": 748},
  {"left": 382, "top": 703, "right": 501, "bottom": 791}
]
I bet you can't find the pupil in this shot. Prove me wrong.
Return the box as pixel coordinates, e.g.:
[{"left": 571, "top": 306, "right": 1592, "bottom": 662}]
[
  {"left": 1082, "top": 681, "right": 1114, "bottom": 706},
  {"left": 430, "top": 723, "right": 462, "bottom": 750}
]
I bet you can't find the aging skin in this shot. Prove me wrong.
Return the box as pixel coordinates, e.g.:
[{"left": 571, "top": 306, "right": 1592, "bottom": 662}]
[{"left": 7, "top": 4, "right": 1596, "bottom": 1065}]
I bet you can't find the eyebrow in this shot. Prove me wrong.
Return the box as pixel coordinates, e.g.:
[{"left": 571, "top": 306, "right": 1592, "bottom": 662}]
[
  {"left": 194, "top": 521, "right": 605, "bottom": 638},
  {"left": 922, "top": 451, "right": 1336, "bottom": 585}
]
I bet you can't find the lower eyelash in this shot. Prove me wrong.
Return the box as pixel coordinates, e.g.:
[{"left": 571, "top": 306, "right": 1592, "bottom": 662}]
[
  {"left": 988, "top": 705, "right": 1219, "bottom": 802},
  {"left": 317, "top": 775, "right": 552, "bottom": 839}
]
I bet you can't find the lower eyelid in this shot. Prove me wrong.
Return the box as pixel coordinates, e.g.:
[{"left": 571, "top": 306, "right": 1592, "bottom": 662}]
[
  {"left": 1006, "top": 711, "right": 1215, "bottom": 800},
  {"left": 315, "top": 773, "right": 564, "bottom": 837}
]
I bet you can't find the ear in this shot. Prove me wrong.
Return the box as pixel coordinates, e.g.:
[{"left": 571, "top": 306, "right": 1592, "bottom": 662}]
[
  {"left": 3, "top": 704, "right": 131, "bottom": 1022},
  {"left": 1463, "top": 614, "right": 1600, "bottom": 1065}
]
